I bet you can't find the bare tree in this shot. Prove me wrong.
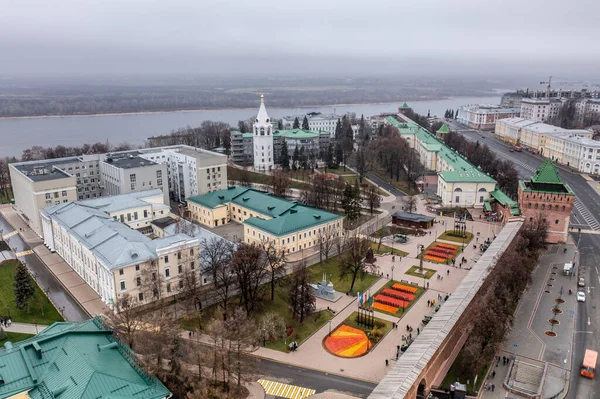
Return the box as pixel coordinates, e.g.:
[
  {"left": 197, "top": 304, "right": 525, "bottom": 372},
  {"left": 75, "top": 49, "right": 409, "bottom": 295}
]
[
  {"left": 289, "top": 260, "right": 315, "bottom": 323},
  {"left": 317, "top": 225, "right": 336, "bottom": 266},
  {"left": 339, "top": 235, "right": 376, "bottom": 293},
  {"left": 258, "top": 311, "right": 286, "bottom": 343},
  {"left": 261, "top": 240, "right": 287, "bottom": 301},
  {"left": 140, "top": 259, "right": 164, "bottom": 302},
  {"left": 364, "top": 185, "right": 381, "bottom": 215},
  {"left": 225, "top": 308, "right": 258, "bottom": 388},
  {"left": 104, "top": 293, "right": 144, "bottom": 350},
  {"left": 270, "top": 170, "right": 292, "bottom": 197},
  {"left": 231, "top": 244, "right": 269, "bottom": 316},
  {"left": 202, "top": 237, "right": 235, "bottom": 320},
  {"left": 403, "top": 195, "right": 418, "bottom": 213}
]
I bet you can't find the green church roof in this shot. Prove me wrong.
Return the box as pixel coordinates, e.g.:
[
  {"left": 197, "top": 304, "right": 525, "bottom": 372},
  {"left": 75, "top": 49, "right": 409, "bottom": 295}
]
[
  {"left": 0, "top": 318, "right": 171, "bottom": 399},
  {"left": 437, "top": 124, "right": 450, "bottom": 134},
  {"left": 531, "top": 159, "right": 563, "bottom": 184},
  {"left": 400, "top": 103, "right": 411, "bottom": 109}
]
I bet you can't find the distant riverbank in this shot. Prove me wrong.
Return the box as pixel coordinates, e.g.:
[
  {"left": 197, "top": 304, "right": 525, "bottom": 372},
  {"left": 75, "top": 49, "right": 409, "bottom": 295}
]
[{"left": 0, "top": 95, "right": 501, "bottom": 158}]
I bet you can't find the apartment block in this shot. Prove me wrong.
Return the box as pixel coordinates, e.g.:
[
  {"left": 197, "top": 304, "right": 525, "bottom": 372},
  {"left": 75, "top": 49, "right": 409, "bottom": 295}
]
[{"left": 456, "top": 104, "right": 521, "bottom": 130}]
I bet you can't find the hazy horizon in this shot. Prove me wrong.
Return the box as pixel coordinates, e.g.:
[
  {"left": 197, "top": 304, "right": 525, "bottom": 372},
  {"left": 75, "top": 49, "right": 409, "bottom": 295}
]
[{"left": 2, "top": 0, "right": 599, "bottom": 80}]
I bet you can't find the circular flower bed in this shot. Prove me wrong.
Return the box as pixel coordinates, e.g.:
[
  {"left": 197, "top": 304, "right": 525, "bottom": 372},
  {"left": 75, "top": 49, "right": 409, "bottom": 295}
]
[{"left": 324, "top": 325, "right": 372, "bottom": 358}]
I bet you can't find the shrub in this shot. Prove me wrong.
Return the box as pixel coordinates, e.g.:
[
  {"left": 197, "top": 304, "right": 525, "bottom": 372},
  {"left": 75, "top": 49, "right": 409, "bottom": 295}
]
[
  {"left": 286, "top": 328, "right": 294, "bottom": 336},
  {"left": 374, "top": 320, "right": 385, "bottom": 329}
]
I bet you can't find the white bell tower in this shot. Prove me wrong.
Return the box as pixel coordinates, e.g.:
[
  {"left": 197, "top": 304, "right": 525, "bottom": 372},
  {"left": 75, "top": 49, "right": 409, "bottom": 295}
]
[{"left": 253, "top": 94, "right": 274, "bottom": 171}]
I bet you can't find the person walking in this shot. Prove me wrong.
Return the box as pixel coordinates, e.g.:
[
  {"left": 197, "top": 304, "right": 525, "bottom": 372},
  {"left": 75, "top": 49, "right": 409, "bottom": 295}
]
[
  {"left": 447, "top": 269, "right": 450, "bottom": 275},
  {"left": 491, "top": 384, "right": 495, "bottom": 392},
  {"left": 426, "top": 282, "right": 429, "bottom": 289},
  {"left": 427, "top": 300, "right": 431, "bottom": 307}
]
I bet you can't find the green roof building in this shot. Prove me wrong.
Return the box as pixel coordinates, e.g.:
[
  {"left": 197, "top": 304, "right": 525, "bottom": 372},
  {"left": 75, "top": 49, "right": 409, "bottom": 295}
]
[
  {"left": 0, "top": 318, "right": 171, "bottom": 399},
  {"left": 436, "top": 123, "right": 450, "bottom": 136}
]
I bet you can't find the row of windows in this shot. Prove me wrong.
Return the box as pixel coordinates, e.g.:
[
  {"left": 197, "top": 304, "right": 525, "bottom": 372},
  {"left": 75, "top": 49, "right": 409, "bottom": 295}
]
[
  {"left": 526, "top": 203, "right": 567, "bottom": 211},
  {"left": 45, "top": 190, "right": 68, "bottom": 199}
]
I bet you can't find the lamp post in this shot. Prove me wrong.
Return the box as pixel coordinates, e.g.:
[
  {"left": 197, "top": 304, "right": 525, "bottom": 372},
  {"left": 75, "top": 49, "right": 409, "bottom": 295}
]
[
  {"left": 33, "top": 319, "right": 38, "bottom": 334},
  {"left": 328, "top": 320, "right": 332, "bottom": 337},
  {"left": 6, "top": 305, "right": 10, "bottom": 319},
  {"left": 391, "top": 265, "right": 395, "bottom": 282}
]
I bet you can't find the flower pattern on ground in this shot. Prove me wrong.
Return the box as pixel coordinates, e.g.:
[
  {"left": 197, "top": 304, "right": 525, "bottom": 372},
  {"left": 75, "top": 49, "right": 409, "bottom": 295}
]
[{"left": 324, "top": 325, "right": 372, "bottom": 358}]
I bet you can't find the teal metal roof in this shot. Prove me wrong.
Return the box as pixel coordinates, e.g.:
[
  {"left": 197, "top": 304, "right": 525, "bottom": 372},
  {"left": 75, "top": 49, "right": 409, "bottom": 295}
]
[
  {"left": 0, "top": 318, "right": 170, "bottom": 399},
  {"left": 188, "top": 186, "right": 248, "bottom": 209},
  {"left": 437, "top": 124, "right": 450, "bottom": 134},
  {"left": 245, "top": 205, "right": 343, "bottom": 236},
  {"left": 400, "top": 103, "right": 411, "bottom": 109},
  {"left": 188, "top": 187, "right": 343, "bottom": 236},
  {"left": 231, "top": 130, "right": 253, "bottom": 138},
  {"left": 439, "top": 169, "right": 496, "bottom": 183},
  {"left": 490, "top": 189, "right": 521, "bottom": 215}
]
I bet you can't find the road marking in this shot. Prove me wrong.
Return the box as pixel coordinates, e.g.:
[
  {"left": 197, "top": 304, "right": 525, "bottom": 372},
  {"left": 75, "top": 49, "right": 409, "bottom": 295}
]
[
  {"left": 15, "top": 249, "right": 33, "bottom": 257},
  {"left": 596, "top": 267, "right": 599, "bottom": 275},
  {"left": 258, "top": 379, "right": 315, "bottom": 399},
  {"left": 588, "top": 317, "right": 591, "bottom": 326},
  {"left": 2, "top": 230, "right": 18, "bottom": 239}
]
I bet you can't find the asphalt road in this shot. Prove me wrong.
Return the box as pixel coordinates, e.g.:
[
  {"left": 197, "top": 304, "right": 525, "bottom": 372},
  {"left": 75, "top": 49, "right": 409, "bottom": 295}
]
[
  {"left": 0, "top": 214, "right": 88, "bottom": 322},
  {"left": 448, "top": 121, "right": 600, "bottom": 399}
]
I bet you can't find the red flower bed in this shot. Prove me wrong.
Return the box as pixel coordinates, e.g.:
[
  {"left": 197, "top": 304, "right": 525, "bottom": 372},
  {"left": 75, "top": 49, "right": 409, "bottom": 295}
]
[
  {"left": 424, "top": 255, "right": 446, "bottom": 263},
  {"left": 425, "top": 250, "right": 453, "bottom": 259},
  {"left": 375, "top": 294, "right": 410, "bottom": 308},
  {"left": 381, "top": 288, "right": 415, "bottom": 302},
  {"left": 391, "top": 283, "right": 418, "bottom": 294},
  {"left": 437, "top": 243, "right": 458, "bottom": 250}
]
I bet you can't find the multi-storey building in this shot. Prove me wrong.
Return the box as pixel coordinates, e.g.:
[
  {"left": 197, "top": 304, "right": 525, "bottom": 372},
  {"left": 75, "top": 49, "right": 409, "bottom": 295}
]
[
  {"left": 385, "top": 115, "right": 497, "bottom": 207},
  {"left": 100, "top": 153, "right": 168, "bottom": 204},
  {"left": 518, "top": 160, "right": 574, "bottom": 243},
  {"left": 10, "top": 145, "right": 226, "bottom": 237},
  {"left": 574, "top": 98, "right": 600, "bottom": 125},
  {"left": 456, "top": 104, "right": 521, "bottom": 130},
  {"left": 281, "top": 112, "right": 341, "bottom": 138},
  {"left": 520, "top": 98, "right": 561, "bottom": 122},
  {"left": 138, "top": 145, "right": 227, "bottom": 201},
  {"left": 187, "top": 187, "right": 343, "bottom": 255}
]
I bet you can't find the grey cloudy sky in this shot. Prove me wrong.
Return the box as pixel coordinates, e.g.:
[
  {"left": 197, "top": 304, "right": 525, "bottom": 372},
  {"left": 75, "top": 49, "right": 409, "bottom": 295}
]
[{"left": 2, "top": 0, "right": 599, "bottom": 77}]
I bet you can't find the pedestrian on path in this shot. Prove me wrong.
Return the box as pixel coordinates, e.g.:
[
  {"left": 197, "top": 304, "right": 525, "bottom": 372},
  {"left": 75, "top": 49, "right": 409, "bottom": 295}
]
[
  {"left": 385, "top": 359, "right": 389, "bottom": 366},
  {"left": 447, "top": 269, "right": 450, "bottom": 275},
  {"left": 426, "top": 282, "right": 429, "bottom": 289},
  {"left": 492, "top": 370, "right": 496, "bottom": 379},
  {"left": 427, "top": 300, "right": 430, "bottom": 307},
  {"left": 491, "top": 384, "right": 495, "bottom": 392}
]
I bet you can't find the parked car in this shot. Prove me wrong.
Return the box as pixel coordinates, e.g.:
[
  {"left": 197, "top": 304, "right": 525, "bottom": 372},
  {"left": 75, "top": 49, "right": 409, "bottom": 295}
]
[
  {"left": 577, "top": 291, "right": 586, "bottom": 302},
  {"left": 578, "top": 277, "right": 585, "bottom": 287}
]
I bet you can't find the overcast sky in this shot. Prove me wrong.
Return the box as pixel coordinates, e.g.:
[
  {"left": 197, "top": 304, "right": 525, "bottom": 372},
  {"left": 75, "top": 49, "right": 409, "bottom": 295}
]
[{"left": 2, "top": 0, "right": 599, "bottom": 78}]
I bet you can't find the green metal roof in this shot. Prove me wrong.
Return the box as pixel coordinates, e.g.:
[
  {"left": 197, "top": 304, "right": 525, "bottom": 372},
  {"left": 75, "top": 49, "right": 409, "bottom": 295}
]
[
  {"left": 0, "top": 318, "right": 171, "bottom": 399},
  {"left": 231, "top": 130, "right": 253, "bottom": 138},
  {"left": 483, "top": 201, "right": 492, "bottom": 212},
  {"left": 245, "top": 205, "right": 343, "bottom": 236},
  {"left": 273, "top": 129, "right": 320, "bottom": 139},
  {"left": 400, "top": 103, "right": 411, "bottom": 109},
  {"left": 437, "top": 124, "right": 450, "bottom": 134},
  {"left": 490, "top": 189, "right": 521, "bottom": 215},
  {"left": 231, "top": 189, "right": 296, "bottom": 217},
  {"left": 439, "top": 169, "right": 496, "bottom": 183},
  {"left": 531, "top": 159, "right": 563, "bottom": 184},
  {"left": 188, "top": 186, "right": 248, "bottom": 209}
]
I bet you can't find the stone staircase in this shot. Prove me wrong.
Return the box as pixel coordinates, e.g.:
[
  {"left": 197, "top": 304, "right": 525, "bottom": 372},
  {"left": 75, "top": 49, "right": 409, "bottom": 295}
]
[{"left": 504, "top": 358, "right": 547, "bottom": 399}]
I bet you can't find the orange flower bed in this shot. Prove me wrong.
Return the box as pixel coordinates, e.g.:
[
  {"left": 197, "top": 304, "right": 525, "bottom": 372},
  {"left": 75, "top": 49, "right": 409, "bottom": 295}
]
[
  {"left": 381, "top": 288, "right": 415, "bottom": 301},
  {"left": 424, "top": 255, "right": 446, "bottom": 263},
  {"left": 375, "top": 294, "right": 410, "bottom": 308},
  {"left": 437, "top": 243, "right": 458, "bottom": 250},
  {"left": 324, "top": 325, "right": 372, "bottom": 357},
  {"left": 392, "top": 283, "right": 418, "bottom": 294},
  {"left": 373, "top": 302, "right": 399, "bottom": 313},
  {"left": 425, "top": 250, "right": 453, "bottom": 259}
]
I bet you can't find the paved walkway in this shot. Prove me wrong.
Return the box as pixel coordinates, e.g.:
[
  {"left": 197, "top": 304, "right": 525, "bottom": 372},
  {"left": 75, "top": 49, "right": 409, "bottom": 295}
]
[{"left": 4, "top": 322, "right": 49, "bottom": 335}]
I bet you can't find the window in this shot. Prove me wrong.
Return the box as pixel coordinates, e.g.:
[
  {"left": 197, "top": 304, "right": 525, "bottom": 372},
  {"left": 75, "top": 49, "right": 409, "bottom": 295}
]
[
  {"left": 62, "top": 190, "right": 67, "bottom": 197},
  {"left": 45, "top": 193, "right": 51, "bottom": 199},
  {"left": 534, "top": 204, "right": 538, "bottom": 209},
  {"left": 138, "top": 293, "right": 144, "bottom": 301},
  {"left": 164, "top": 255, "right": 169, "bottom": 263},
  {"left": 127, "top": 213, "right": 131, "bottom": 222},
  {"left": 555, "top": 219, "right": 559, "bottom": 225},
  {"left": 165, "top": 268, "right": 170, "bottom": 278},
  {"left": 130, "top": 174, "right": 136, "bottom": 182},
  {"left": 190, "top": 248, "right": 194, "bottom": 256},
  {"left": 166, "top": 283, "right": 171, "bottom": 293},
  {"left": 120, "top": 281, "right": 126, "bottom": 291},
  {"left": 178, "top": 265, "right": 182, "bottom": 274},
  {"left": 120, "top": 215, "right": 125, "bottom": 223},
  {"left": 157, "top": 170, "right": 162, "bottom": 178},
  {"left": 190, "top": 261, "right": 195, "bottom": 270},
  {"left": 179, "top": 280, "right": 184, "bottom": 289},
  {"left": 119, "top": 269, "right": 124, "bottom": 275},
  {"left": 157, "top": 179, "right": 162, "bottom": 186},
  {"left": 54, "top": 192, "right": 59, "bottom": 198},
  {"left": 136, "top": 277, "right": 141, "bottom": 287},
  {"left": 143, "top": 210, "right": 148, "bottom": 218}
]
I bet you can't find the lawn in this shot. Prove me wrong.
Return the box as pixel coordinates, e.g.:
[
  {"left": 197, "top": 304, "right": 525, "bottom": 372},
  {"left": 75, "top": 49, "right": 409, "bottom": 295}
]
[
  {"left": 438, "top": 231, "right": 474, "bottom": 245},
  {"left": 369, "top": 241, "right": 408, "bottom": 256},
  {"left": 369, "top": 166, "right": 419, "bottom": 195},
  {"left": 441, "top": 351, "right": 490, "bottom": 395},
  {"left": 340, "top": 174, "right": 388, "bottom": 197},
  {"left": 288, "top": 169, "right": 314, "bottom": 182},
  {"left": 370, "top": 280, "right": 425, "bottom": 317},
  {"left": 227, "top": 166, "right": 310, "bottom": 191},
  {"left": 341, "top": 311, "right": 393, "bottom": 341},
  {"left": 0, "top": 188, "right": 13, "bottom": 204},
  {"left": 0, "top": 260, "right": 64, "bottom": 325},
  {"left": 0, "top": 332, "right": 34, "bottom": 346},
  {"left": 310, "top": 254, "right": 380, "bottom": 296},
  {"left": 317, "top": 166, "right": 352, "bottom": 174},
  {"left": 0, "top": 241, "right": 10, "bottom": 252},
  {"left": 405, "top": 265, "right": 437, "bottom": 279}
]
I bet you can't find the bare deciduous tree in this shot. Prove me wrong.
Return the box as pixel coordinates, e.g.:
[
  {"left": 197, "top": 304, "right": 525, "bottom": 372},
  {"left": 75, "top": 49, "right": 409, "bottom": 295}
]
[
  {"left": 231, "top": 244, "right": 269, "bottom": 316},
  {"left": 261, "top": 240, "right": 287, "bottom": 301},
  {"left": 339, "top": 235, "right": 376, "bottom": 293},
  {"left": 289, "top": 261, "right": 315, "bottom": 323},
  {"left": 364, "top": 185, "right": 381, "bottom": 215},
  {"left": 270, "top": 170, "right": 292, "bottom": 198},
  {"left": 104, "top": 293, "right": 143, "bottom": 350},
  {"left": 201, "top": 237, "right": 235, "bottom": 320},
  {"left": 403, "top": 195, "right": 418, "bottom": 213}
]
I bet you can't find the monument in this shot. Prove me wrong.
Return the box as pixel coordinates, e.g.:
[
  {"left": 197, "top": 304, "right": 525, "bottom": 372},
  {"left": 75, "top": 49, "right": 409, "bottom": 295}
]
[{"left": 309, "top": 273, "right": 342, "bottom": 302}]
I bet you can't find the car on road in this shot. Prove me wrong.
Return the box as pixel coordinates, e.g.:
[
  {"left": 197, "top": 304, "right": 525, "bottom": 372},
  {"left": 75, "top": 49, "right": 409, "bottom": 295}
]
[
  {"left": 577, "top": 291, "right": 586, "bottom": 302},
  {"left": 509, "top": 148, "right": 514, "bottom": 152},
  {"left": 578, "top": 277, "right": 585, "bottom": 287}
]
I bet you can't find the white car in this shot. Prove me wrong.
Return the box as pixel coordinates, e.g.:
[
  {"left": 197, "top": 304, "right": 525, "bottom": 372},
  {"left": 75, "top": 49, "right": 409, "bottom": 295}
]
[
  {"left": 578, "top": 277, "right": 585, "bottom": 287},
  {"left": 577, "top": 291, "right": 586, "bottom": 302}
]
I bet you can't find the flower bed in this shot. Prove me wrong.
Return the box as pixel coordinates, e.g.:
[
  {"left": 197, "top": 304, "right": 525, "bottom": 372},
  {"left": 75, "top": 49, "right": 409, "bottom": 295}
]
[
  {"left": 381, "top": 288, "right": 415, "bottom": 301},
  {"left": 373, "top": 302, "right": 399, "bottom": 313},
  {"left": 425, "top": 250, "right": 453, "bottom": 259},
  {"left": 324, "top": 325, "right": 372, "bottom": 358},
  {"left": 375, "top": 294, "right": 410, "bottom": 308},
  {"left": 437, "top": 243, "right": 458, "bottom": 250},
  {"left": 391, "top": 283, "right": 418, "bottom": 294},
  {"left": 424, "top": 255, "right": 447, "bottom": 263}
]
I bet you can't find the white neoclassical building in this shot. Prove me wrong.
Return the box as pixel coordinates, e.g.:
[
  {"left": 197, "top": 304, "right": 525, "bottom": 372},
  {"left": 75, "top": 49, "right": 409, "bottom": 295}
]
[{"left": 253, "top": 95, "right": 274, "bottom": 172}]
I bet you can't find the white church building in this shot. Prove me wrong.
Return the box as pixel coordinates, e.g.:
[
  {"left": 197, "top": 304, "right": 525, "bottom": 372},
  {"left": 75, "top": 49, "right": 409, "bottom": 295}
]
[{"left": 253, "top": 95, "right": 274, "bottom": 171}]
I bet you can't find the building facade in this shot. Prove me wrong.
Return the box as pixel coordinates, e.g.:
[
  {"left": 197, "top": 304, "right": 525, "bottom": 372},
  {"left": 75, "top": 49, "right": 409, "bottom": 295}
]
[
  {"left": 456, "top": 104, "right": 521, "bottom": 130},
  {"left": 281, "top": 112, "right": 341, "bottom": 138},
  {"left": 520, "top": 98, "right": 561, "bottom": 122},
  {"left": 253, "top": 95, "right": 275, "bottom": 171},
  {"left": 574, "top": 98, "right": 600, "bottom": 125},
  {"left": 187, "top": 187, "right": 343, "bottom": 255},
  {"left": 518, "top": 160, "right": 574, "bottom": 243}
]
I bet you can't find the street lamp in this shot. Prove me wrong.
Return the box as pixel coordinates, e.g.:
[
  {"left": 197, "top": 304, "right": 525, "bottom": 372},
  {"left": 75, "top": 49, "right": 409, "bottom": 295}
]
[
  {"left": 328, "top": 320, "right": 332, "bottom": 337},
  {"left": 391, "top": 265, "right": 395, "bottom": 282},
  {"left": 33, "top": 319, "right": 38, "bottom": 334}
]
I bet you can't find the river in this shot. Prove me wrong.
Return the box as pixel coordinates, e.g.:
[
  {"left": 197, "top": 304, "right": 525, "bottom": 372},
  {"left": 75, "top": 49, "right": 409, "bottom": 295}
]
[{"left": 0, "top": 95, "right": 500, "bottom": 157}]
